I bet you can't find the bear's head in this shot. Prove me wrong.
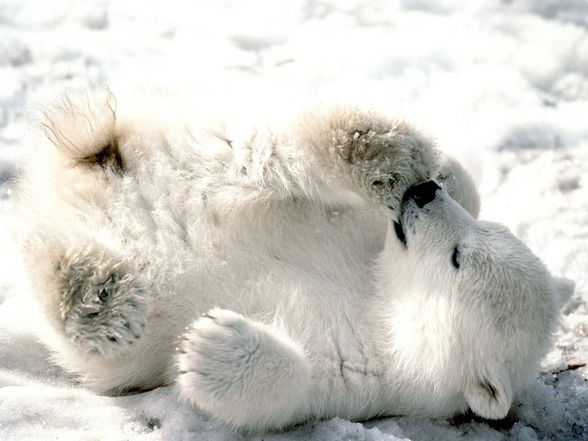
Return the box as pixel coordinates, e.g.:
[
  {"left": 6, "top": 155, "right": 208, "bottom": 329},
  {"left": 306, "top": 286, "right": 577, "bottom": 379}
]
[{"left": 384, "top": 180, "right": 574, "bottom": 420}]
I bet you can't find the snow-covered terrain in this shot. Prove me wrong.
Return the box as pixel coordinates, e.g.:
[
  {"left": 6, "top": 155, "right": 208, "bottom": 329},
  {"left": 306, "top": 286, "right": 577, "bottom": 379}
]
[{"left": 0, "top": 0, "right": 586, "bottom": 439}]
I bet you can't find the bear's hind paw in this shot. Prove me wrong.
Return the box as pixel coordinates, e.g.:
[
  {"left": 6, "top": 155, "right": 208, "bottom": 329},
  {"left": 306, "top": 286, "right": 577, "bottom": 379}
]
[{"left": 57, "top": 246, "right": 148, "bottom": 358}]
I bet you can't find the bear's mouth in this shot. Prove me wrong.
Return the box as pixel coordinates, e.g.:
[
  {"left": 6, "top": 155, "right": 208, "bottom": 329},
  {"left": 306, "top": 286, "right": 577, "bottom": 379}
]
[
  {"left": 392, "top": 185, "right": 414, "bottom": 247},
  {"left": 393, "top": 220, "right": 407, "bottom": 247}
]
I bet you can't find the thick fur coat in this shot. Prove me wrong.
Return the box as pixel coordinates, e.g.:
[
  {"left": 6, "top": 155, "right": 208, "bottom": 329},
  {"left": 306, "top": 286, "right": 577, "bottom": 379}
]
[{"left": 11, "top": 89, "right": 574, "bottom": 431}]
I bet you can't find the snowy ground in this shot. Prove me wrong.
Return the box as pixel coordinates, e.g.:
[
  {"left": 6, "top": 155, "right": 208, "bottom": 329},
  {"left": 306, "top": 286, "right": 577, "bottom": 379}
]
[{"left": 0, "top": 1, "right": 587, "bottom": 440}]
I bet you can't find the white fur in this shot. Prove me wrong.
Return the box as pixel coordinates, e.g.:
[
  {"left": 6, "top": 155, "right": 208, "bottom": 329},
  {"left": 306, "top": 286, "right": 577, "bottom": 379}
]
[{"left": 10, "top": 91, "right": 573, "bottom": 432}]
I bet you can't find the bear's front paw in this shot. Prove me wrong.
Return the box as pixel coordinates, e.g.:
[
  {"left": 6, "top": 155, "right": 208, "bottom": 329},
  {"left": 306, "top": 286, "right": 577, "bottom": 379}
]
[
  {"left": 57, "top": 246, "right": 148, "bottom": 358},
  {"left": 177, "top": 309, "right": 265, "bottom": 401},
  {"left": 332, "top": 115, "right": 439, "bottom": 210},
  {"left": 176, "top": 308, "right": 311, "bottom": 431},
  {"left": 356, "top": 129, "right": 439, "bottom": 209}
]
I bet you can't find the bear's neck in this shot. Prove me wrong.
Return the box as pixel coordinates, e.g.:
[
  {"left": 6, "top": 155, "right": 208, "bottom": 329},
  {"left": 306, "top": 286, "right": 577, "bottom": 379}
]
[{"left": 369, "top": 229, "right": 466, "bottom": 389}]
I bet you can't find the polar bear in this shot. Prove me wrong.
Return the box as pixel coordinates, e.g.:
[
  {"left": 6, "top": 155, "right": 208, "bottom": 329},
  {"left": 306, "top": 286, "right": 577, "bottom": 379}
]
[{"left": 11, "top": 90, "right": 573, "bottom": 432}]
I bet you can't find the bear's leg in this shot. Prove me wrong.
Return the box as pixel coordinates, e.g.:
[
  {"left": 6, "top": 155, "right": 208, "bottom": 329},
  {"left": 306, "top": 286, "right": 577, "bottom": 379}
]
[
  {"left": 53, "top": 244, "right": 148, "bottom": 359},
  {"left": 176, "top": 308, "right": 312, "bottom": 432}
]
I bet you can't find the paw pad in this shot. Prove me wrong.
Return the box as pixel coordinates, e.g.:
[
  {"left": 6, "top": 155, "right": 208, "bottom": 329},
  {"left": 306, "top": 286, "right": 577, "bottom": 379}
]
[{"left": 57, "top": 247, "right": 148, "bottom": 358}]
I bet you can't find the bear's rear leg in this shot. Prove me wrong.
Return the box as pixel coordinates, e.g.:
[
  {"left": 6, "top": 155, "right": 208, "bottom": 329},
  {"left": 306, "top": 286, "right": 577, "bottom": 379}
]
[
  {"left": 176, "top": 308, "right": 312, "bottom": 432},
  {"left": 55, "top": 245, "right": 148, "bottom": 358}
]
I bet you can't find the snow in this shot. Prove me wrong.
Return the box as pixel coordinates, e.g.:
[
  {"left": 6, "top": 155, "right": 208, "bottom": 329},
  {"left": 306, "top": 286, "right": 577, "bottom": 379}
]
[{"left": 0, "top": 0, "right": 586, "bottom": 439}]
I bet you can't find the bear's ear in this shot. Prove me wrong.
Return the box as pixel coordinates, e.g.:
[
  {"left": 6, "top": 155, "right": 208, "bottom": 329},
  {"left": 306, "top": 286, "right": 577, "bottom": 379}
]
[
  {"left": 553, "top": 277, "right": 575, "bottom": 307},
  {"left": 464, "top": 365, "right": 512, "bottom": 420}
]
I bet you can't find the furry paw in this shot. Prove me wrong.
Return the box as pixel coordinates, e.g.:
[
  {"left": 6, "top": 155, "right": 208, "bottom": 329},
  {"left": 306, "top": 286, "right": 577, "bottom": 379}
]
[
  {"left": 323, "top": 111, "right": 439, "bottom": 210},
  {"left": 435, "top": 154, "right": 480, "bottom": 218},
  {"left": 176, "top": 308, "right": 311, "bottom": 431},
  {"left": 57, "top": 246, "right": 147, "bottom": 358},
  {"left": 350, "top": 125, "right": 438, "bottom": 209}
]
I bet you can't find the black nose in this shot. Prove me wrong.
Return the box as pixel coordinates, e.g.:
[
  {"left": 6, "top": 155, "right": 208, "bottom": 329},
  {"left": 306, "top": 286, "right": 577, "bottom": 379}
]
[{"left": 403, "top": 180, "right": 441, "bottom": 208}]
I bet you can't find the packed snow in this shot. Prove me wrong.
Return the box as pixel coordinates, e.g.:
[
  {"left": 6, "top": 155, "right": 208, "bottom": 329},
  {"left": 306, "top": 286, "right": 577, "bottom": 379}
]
[{"left": 0, "top": 0, "right": 586, "bottom": 440}]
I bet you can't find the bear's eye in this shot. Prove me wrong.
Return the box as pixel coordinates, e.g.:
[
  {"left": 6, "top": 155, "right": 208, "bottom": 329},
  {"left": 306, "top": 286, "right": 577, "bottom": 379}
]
[{"left": 451, "top": 246, "right": 460, "bottom": 270}]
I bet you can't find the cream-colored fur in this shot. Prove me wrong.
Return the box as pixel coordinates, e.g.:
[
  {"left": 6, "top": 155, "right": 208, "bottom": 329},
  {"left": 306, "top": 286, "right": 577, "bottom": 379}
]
[{"left": 11, "top": 90, "right": 573, "bottom": 432}]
